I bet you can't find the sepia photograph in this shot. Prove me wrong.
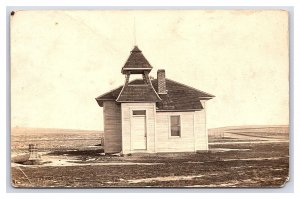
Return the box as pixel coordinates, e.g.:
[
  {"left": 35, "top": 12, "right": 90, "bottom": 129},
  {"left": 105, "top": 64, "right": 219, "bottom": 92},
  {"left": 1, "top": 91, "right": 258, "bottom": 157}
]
[{"left": 10, "top": 10, "right": 289, "bottom": 188}]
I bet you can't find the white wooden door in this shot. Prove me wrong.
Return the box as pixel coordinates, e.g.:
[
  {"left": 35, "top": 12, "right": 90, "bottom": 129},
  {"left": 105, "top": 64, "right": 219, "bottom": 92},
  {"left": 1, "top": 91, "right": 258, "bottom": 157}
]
[{"left": 131, "top": 116, "right": 147, "bottom": 150}]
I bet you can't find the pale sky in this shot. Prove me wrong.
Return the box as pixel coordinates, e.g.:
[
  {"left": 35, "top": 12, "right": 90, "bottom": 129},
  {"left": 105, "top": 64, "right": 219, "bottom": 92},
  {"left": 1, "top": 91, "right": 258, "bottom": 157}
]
[{"left": 11, "top": 10, "right": 289, "bottom": 130}]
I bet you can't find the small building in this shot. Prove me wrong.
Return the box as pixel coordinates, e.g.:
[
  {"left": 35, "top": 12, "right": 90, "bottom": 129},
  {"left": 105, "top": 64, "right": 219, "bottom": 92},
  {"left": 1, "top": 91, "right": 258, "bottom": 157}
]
[{"left": 95, "top": 46, "right": 214, "bottom": 154}]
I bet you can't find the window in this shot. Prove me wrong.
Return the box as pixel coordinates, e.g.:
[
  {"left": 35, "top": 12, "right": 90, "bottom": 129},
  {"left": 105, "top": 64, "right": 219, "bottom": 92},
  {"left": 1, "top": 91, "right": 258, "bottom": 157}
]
[
  {"left": 170, "top": 115, "right": 181, "bottom": 137},
  {"left": 132, "top": 110, "right": 146, "bottom": 116}
]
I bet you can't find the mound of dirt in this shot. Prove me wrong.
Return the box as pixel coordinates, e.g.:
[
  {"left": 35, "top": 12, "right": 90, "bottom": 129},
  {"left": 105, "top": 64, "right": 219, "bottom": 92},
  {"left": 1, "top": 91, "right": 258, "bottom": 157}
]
[
  {"left": 11, "top": 154, "right": 30, "bottom": 164},
  {"left": 11, "top": 153, "right": 50, "bottom": 165}
]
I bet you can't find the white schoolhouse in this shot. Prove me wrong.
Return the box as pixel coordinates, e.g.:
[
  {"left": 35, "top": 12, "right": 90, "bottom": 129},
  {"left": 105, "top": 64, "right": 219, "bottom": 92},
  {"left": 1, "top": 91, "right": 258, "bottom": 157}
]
[{"left": 96, "top": 46, "right": 214, "bottom": 154}]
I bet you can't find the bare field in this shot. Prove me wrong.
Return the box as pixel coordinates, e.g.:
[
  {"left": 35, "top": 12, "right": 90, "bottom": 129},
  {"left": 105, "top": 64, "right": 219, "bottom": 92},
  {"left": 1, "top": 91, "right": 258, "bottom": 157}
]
[
  {"left": 11, "top": 126, "right": 289, "bottom": 188},
  {"left": 208, "top": 126, "right": 289, "bottom": 143},
  {"left": 11, "top": 127, "right": 103, "bottom": 155}
]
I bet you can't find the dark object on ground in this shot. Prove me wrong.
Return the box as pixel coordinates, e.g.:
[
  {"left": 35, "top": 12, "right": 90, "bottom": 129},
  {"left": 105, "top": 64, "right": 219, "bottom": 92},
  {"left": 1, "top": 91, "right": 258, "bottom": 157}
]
[{"left": 48, "top": 149, "right": 104, "bottom": 157}]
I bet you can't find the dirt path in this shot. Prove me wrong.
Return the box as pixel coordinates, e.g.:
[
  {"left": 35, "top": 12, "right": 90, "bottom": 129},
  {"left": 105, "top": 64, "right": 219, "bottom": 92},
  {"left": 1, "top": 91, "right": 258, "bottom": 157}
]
[
  {"left": 11, "top": 154, "right": 163, "bottom": 167},
  {"left": 209, "top": 140, "right": 289, "bottom": 145}
]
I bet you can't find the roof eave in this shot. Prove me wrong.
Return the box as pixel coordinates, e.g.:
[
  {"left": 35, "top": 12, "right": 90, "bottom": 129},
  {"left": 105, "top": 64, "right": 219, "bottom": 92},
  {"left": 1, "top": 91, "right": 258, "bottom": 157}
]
[
  {"left": 95, "top": 98, "right": 116, "bottom": 107},
  {"left": 199, "top": 96, "right": 215, "bottom": 100},
  {"left": 156, "top": 109, "right": 203, "bottom": 112},
  {"left": 95, "top": 84, "right": 123, "bottom": 101},
  {"left": 121, "top": 68, "right": 152, "bottom": 74},
  {"left": 95, "top": 98, "right": 104, "bottom": 107},
  {"left": 116, "top": 99, "right": 161, "bottom": 103}
]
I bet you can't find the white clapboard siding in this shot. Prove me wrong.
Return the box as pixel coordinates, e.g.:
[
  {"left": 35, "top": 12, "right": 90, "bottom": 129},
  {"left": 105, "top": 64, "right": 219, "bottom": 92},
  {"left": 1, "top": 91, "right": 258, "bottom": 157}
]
[
  {"left": 155, "top": 109, "right": 207, "bottom": 152},
  {"left": 198, "top": 100, "right": 209, "bottom": 151},
  {"left": 194, "top": 110, "right": 208, "bottom": 151},
  {"left": 106, "top": 100, "right": 208, "bottom": 154},
  {"left": 103, "top": 101, "right": 122, "bottom": 153},
  {"left": 121, "top": 103, "right": 156, "bottom": 154}
]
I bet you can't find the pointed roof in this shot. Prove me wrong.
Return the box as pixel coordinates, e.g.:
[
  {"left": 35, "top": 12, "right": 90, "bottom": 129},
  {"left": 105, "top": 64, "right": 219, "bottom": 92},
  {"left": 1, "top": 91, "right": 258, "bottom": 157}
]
[
  {"left": 121, "top": 46, "right": 152, "bottom": 74},
  {"left": 131, "top": 46, "right": 141, "bottom": 52}
]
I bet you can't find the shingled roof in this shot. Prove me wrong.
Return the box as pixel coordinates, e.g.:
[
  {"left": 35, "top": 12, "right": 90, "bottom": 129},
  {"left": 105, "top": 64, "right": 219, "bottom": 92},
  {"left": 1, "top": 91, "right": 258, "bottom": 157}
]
[
  {"left": 121, "top": 46, "right": 152, "bottom": 74},
  {"left": 95, "top": 78, "right": 214, "bottom": 111},
  {"left": 116, "top": 83, "right": 162, "bottom": 102}
]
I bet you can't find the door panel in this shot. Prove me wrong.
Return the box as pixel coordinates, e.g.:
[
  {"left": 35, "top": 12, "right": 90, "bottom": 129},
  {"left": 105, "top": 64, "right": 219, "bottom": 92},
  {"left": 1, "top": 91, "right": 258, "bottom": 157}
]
[{"left": 131, "top": 116, "right": 146, "bottom": 150}]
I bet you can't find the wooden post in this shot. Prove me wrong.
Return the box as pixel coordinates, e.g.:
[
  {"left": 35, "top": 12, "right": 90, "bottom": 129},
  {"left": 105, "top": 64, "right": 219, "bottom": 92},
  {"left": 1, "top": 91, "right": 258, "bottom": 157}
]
[{"left": 28, "top": 144, "right": 40, "bottom": 160}]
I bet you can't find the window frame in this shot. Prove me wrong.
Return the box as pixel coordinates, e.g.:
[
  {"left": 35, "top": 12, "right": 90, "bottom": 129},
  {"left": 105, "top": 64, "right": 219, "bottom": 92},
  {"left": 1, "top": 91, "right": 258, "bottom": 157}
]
[
  {"left": 132, "top": 110, "right": 146, "bottom": 116},
  {"left": 169, "top": 115, "right": 181, "bottom": 138}
]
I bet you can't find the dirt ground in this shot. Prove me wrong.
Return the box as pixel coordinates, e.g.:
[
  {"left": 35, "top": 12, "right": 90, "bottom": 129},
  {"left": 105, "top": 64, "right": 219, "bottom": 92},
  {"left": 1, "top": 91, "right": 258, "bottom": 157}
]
[{"left": 10, "top": 126, "right": 289, "bottom": 188}]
